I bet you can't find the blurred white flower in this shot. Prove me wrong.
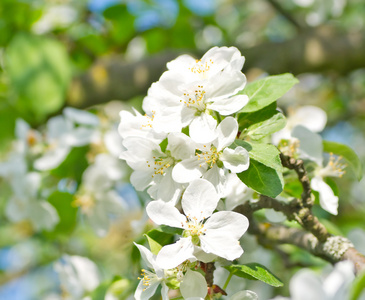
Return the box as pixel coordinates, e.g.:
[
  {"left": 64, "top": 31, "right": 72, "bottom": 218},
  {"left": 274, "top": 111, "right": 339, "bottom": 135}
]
[
  {"left": 287, "top": 261, "right": 360, "bottom": 300},
  {"left": 292, "top": 126, "right": 345, "bottom": 215},
  {"left": 73, "top": 153, "right": 126, "bottom": 236},
  {"left": 32, "top": 5, "right": 77, "bottom": 34},
  {"left": 5, "top": 172, "right": 59, "bottom": 231},
  {"left": 34, "top": 108, "right": 99, "bottom": 171},
  {"left": 272, "top": 105, "right": 327, "bottom": 145},
  {"left": 54, "top": 255, "right": 100, "bottom": 300}
]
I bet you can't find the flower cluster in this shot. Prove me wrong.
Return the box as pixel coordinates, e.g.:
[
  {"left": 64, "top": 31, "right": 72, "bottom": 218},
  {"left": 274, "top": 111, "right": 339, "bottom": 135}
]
[
  {"left": 0, "top": 107, "right": 128, "bottom": 235},
  {"left": 118, "top": 47, "right": 252, "bottom": 299}
]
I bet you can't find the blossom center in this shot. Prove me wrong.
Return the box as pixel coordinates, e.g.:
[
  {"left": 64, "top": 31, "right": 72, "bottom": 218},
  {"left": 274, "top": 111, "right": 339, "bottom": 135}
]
[
  {"left": 72, "top": 194, "right": 95, "bottom": 214},
  {"left": 138, "top": 269, "right": 159, "bottom": 291},
  {"left": 183, "top": 216, "right": 206, "bottom": 245},
  {"left": 318, "top": 153, "right": 346, "bottom": 178},
  {"left": 147, "top": 155, "right": 174, "bottom": 177},
  {"left": 196, "top": 145, "right": 221, "bottom": 168},
  {"left": 141, "top": 111, "right": 156, "bottom": 129},
  {"left": 180, "top": 85, "right": 207, "bottom": 113},
  {"left": 189, "top": 58, "right": 214, "bottom": 79}
]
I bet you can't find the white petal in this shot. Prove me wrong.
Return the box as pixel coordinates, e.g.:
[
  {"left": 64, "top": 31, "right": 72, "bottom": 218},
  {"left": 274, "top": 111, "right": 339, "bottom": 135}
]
[
  {"left": 291, "top": 106, "right": 327, "bottom": 132},
  {"left": 166, "top": 54, "right": 196, "bottom": 71},
  {"left": 189, "top": 114, "right": 217, "bottom": 144},
  {"left": 200, "top": 211, "right": 248, "bottom": 260},
  {"left": 85, "top": 205, "right": 111, "bottom": 237},
  {"left": 29, "top": 201, "right": 60, "bottom": 231},
  {"left": 34, "top": 146, "right": 70, "bottom": 171},
  {"left": 68, "top": 255, "right": 100, "bottom": 292},
  {"left": 120, "top": 137, "right": 162, "bottom": 170},
  {"left": 134, "top": 278, "right": 160, "bottom": 300},
  {"left": 47, "top": 115, "right": 72, "bottom": 140},
  {"left": 15, "top": 119, "right": 30, "bottom": 141},
  {"left": 208, "top": 94, "right": 249, "bottom": 116},
  {"left": 167, "top": 133, "right": 196, "bottom": 160},
  {"left": 146, "top": 200, "right": 186, "bottom": 228},
  {"left": 231, "top": 290, "right": 259, "bottom": 300},
  {"left": 221, "top": 147, "right": 250, "bottom": 173},
  {"left": 292, "top": 125, "right": 323, "bottom": 166},
  {"left": 161, "top": 282, "right": 169, "bottom": 300},
  {"left": 206, "top": 70, "right": 246, "bottom": 100},
  {"left": 66, "top": 127, "right": 95, "bottom": 146},
  {"left": 63, "top": 107, "right": 99, "bottom": 126},
  {"left": 200, "top": 232, "right": 243, "bottom": 261},
  {"left": 180, "top": 269, "right": 207, "bottom": 299},
  {"left": 172, "top": 158, "right": 205, "bottom": 184},
  {"left": 265, "top": 209, "right": 287, "bottom": 223},
  {"left": 134, "top": 243, "right": 156, "bottom": 270},
  {"left": 130, "top": 170, "right": 154, "bottom": 191},
  {"left": 311, "top": 176, "right": 338, "bottom": 215},
  {"left": 182, "top": 179, "right": 220, "bottom": 221},
  {"left": 290, "top": 270, "right": 325, "bottom": 300},
  {"left": 224, "top": 173, "right": 253, "bottom": 211},
  {"left": 216, "top": 117, "right": 238, "bottom": 151},
  {"left": 193, "top": 246, "right": 217, "bottom": 263},
  {"left": 154, "top": 168, "right": 184, "bottom": 205},
  {"left": 156, "top": 237, "right": 195, "bottom": 269},
  {"left": 204, "top": 211, "right": 249, "bottom": 240},
  {"left": 202, "top": 164, "right": 226, "bottom": 197},
  {"left": 202, "top": 46, "right": 244, "bottom": 73}
]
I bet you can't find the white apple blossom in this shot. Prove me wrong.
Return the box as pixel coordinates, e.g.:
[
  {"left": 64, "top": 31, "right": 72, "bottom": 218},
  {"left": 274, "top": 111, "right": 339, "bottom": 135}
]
[
  {"left": 54, "top": 255, "right": 100, "bottom": 300},
  {"left": 223, "top": 173, "right": 254, "bottom": 210},
  {"left": 118, "top": 108, "right": 168, "bottom": 144},
  {"left": 120, "top": 132, "right": 196, "bottom": 204},
  {"left": 73, "top": 153, "right": 126, "bottom": 236},
  {"left": 292, "top": 126, "right": 346, "bottom": 215},
  {"left": 277, "top": 261, "right": 364, "bottom": 300},
  {"left": 146, "top": 179, "right": 249, "bottom": 269},
  {"left": 172, "top": 117, "right": 249, "bottom": 196},
  {"left": 166, "top": 46, "right": 246, "bottom": 82},
  {"left": 5, "top": 172, "right": 59, "bottom": 231},
  {"left": 134, "top": 243, "right": 170, "bottom": 300},
  {"left": 272, "top": 105, "right": 327, "bottom": 145},
  {"left": 142, "top": 47, "right": 249, "bottom": 143},
  {"left": 34, "top": 107, "right": 99, "bottom": 171}
]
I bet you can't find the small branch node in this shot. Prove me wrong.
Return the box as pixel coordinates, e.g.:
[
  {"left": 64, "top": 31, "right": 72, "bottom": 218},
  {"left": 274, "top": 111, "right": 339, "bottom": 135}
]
[{"left": 322, "top": 236, "right": 354, "bottom": 261}]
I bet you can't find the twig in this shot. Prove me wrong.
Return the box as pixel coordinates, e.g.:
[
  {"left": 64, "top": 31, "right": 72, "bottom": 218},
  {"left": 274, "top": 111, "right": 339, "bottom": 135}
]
[{"left": 280, "top": 153, "right": 312, "bottom": 207}]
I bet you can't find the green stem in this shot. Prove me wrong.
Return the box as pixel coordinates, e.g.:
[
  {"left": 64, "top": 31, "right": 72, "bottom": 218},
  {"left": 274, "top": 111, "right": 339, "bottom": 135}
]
[{"left": 223, "top": 272, "right": 233, "bottom": 290}]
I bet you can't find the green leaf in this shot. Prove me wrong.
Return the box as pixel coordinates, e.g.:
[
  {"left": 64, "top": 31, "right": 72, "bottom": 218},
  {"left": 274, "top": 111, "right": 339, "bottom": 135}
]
[
  {"left": 239, "top": 74, "right": 298, "bottom": 113},
  {"left": 233, "top": 140, "right": 283, "bottom": 171},
  {"left": 245, "top": 112, "right": 286, "bottom": 141},
  {"left": 46, "top": 191, "right": 78, "bottom": 236},
  {"left": 225, "top": 263, "right": 283, "bottom": 287},
  {"left": 144, "top": 234, "right": 163, "bottom": 255},
  {"left": 238, "top": 102, "right": 286, "bottom": 141},
  {"left": 323, "top": 140, "right": 362, "bottom": 181},
  {"left": 6, "top": 33, "right": 71, "bottom": 122},
  {"left": 144, "top": 228, "right": 175, "bottom": 254},
  {"left": 233, "top": 140, "right": 284, "bottom": 197},
  {"left": 237, "top": 159, "right": 283, "bottom": 197},
  {"left": 350, "top": 270, "right": 365, "bottom": 300},
  {"left": 103, "top": 4, "right": 135, "bottom": 44}
]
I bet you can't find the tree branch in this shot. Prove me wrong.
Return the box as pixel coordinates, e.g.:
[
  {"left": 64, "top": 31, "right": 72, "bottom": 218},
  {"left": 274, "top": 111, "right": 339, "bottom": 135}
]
[
  {"left": 253, "top": 223, "right": 365, "bottom": 274},
  {"left": 66, "top": 26, "right": 365, "bottom": 108},
  {"left": 234, "top": 151, "right": 365, "bottom": 274}
]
